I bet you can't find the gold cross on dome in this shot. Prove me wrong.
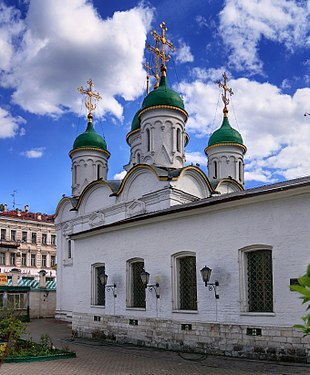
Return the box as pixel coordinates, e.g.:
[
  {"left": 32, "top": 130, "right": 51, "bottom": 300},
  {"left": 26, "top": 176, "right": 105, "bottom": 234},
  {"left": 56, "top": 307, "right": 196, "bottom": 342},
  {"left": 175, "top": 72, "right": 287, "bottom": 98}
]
[
  {"left": 217, "top": 72, "right": 234, "bottom": 117},
  {"left": 146, "top": 21, "right": 176, "bottom": 85},
  {"left": 78, "top": 79, "right": 102, "bottom": 119}
]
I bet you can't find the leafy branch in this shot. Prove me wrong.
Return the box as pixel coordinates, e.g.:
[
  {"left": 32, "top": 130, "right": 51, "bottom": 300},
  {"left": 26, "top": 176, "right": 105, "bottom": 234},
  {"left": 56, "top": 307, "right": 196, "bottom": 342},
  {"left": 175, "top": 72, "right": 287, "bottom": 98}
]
[{"left": 290, "top": 264, "right": 310, "bottom": 336}]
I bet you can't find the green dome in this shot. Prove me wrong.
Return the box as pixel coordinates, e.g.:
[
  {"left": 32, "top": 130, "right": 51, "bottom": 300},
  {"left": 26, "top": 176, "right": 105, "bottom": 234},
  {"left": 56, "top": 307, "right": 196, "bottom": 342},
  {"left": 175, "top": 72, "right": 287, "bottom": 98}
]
[
  {"left": 208, "top": 116, "right": 243, "bottom": 147},
  {"left": 141, "top": 75, "right": 185, "bottom": 111},
  {"left": 131, "top": 111, "right": 140, "bottom": 131},
  {"left": 73, "top": 121, "right": 107, "bottom": 151}
]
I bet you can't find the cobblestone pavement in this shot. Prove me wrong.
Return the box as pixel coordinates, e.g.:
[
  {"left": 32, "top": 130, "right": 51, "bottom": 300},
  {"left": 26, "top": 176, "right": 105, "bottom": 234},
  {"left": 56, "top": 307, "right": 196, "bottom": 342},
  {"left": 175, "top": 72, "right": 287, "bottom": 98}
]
[{"left": 0, "top": 319, "right": 309, "bottom": 375}]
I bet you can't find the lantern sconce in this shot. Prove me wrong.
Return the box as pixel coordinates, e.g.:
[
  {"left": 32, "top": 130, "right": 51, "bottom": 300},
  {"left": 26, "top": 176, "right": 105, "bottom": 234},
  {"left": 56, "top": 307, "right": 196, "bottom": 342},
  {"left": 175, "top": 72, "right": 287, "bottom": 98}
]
[
  {"left": 140, "top": 270, "right": 160, "bottom": 299},
  {"left": 99, "top": 272, "right": 117, "bottom": 298},
  {"left": 200, "top": 266, "right": 219, "bottom": 299}
]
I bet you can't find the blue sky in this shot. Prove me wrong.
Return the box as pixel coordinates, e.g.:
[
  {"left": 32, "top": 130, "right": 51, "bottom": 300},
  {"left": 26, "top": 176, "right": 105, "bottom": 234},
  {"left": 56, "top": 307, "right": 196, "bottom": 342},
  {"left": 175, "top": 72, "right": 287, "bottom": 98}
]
[{"left": 0, "top": 0, "right": 309, "bottom": 214}]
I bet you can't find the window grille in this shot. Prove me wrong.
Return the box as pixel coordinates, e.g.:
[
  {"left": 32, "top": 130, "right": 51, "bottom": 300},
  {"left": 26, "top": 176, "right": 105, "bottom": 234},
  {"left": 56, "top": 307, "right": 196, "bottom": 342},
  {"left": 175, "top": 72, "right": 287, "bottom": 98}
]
[
  {"left": 92, "top": 264, "right": 105, "bottom": 306},
  {"left": 247, "top": 250, "right": 273, "bottom": 312},
  {"left": 179, "top": 256, "right": 197, "bottom": 310},
  {"left": 131, "top": 261, "right": 146, "bottom": 308}
]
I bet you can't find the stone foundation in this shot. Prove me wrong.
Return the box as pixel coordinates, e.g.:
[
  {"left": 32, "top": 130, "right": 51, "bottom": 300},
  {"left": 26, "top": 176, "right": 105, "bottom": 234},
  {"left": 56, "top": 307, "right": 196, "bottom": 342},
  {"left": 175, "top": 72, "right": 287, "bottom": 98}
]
[{"left": 72, "top": 313, "right": 310, "bottom": 363}]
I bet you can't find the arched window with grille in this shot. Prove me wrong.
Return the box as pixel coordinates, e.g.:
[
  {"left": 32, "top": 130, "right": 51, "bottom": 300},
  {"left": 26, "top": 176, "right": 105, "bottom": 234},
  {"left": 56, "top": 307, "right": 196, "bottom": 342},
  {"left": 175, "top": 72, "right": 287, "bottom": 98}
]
[
  {"left": 239, "top": 245, "right": 273, "bottom": 313},
  {"left": 126, "top": 258, "right": 146, "bottom": 308},
  {"left": 172, "top": 252, "right": 197, "bottom": 311},
  {"left": 91, "top": 263, "right": 105, "bottom": 306}
]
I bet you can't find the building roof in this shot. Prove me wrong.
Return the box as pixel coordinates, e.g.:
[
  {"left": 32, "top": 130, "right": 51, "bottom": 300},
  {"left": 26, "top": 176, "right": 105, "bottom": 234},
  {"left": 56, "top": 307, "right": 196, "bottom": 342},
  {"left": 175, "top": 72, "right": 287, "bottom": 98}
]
[
  {"left": 0, "top": 210, "right": 54, "bottom": 223},
  {"left": 71, "top": 175, "right": 310, "bottom": 238},
  {"left": 72, "top": 121, "right": 107, "bottom": 151}
]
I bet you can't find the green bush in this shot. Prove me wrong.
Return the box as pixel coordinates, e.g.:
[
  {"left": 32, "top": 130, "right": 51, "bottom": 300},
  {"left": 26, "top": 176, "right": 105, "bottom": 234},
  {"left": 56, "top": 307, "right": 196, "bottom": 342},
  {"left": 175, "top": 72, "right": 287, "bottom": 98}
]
[
  {"left": 0, "top": 317, "right": 27, "bottom": 341},
  {"left": 290, "top": 264, "right": 310, "bottom": 336}
]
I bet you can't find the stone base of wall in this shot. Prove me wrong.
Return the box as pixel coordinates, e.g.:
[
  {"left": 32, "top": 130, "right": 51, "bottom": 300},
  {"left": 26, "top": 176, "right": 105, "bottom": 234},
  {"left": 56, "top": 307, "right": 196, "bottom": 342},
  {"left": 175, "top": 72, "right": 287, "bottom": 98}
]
[{"left": 72, "top": 313, "right": 310, "bottom": 363}]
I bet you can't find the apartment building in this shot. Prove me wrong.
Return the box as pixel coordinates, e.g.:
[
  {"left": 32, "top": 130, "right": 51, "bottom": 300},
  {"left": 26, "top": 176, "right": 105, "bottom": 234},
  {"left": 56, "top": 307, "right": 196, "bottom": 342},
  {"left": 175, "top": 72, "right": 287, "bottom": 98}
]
[{"left": 0, "top": 205, "right": 56, "bottom": 280}]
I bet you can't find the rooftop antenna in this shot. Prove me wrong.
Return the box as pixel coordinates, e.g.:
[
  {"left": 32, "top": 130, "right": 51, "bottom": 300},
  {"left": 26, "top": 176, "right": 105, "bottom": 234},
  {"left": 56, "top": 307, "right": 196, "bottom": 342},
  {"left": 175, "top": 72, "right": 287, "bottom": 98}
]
[{"left": 11, "top": 190, "right": 17, "bottom": 209}]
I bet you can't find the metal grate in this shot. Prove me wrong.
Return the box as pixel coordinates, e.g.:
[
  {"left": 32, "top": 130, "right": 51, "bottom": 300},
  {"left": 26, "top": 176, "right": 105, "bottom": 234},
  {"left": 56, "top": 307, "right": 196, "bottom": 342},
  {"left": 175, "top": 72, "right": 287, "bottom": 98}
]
[
  {"left": 96, "top": 266, "right": 105, "bottom": 306},
  {"left": 179, "top": 256, "right": 197, "bottom": 310},
  {"left": 132, "top": 262, "right": 145, "bottom": 308},
  {"left": 247, "top": 250, "right": 273, "bottom": 312}
]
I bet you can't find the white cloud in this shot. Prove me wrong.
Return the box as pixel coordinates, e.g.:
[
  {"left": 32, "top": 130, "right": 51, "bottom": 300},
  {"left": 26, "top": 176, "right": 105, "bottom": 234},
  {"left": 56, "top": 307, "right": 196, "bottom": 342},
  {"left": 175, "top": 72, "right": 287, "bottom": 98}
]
[
  {"left": 113, "top": 170, "right": 127, "bottom": 180},
  {"left": 22, "top": 147, "right": 45, "bottom": 158},
  {"left": 0, "top": 107, "right": 26, "bottom": 138},
  {"left": 195, "top": 15, "right": 208, "bottom": 29},
  {"left": 175, "top": 40, "right": 194, "bottom": 64},
  {"left": 178, "top": 75, "right": 310, "bottom": 183},
  {"left": 0, "top": 3, "right": 25, "bottom": 70},
  {"left": 0, "top": 0, "right": 154, "bottom": 119},
  {"left": 185, "top": 151, "right": 208, "bottom": 167},
  {"left": 219, "top": 0, "right": 309, "bottom": 74}
]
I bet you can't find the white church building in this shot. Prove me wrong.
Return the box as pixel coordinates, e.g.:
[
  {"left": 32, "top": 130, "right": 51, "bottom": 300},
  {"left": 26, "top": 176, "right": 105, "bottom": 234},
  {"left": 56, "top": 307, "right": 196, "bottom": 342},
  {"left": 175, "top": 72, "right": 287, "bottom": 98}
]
[{"left": 55, "top": 25, "right": 310, "bottom": 363}]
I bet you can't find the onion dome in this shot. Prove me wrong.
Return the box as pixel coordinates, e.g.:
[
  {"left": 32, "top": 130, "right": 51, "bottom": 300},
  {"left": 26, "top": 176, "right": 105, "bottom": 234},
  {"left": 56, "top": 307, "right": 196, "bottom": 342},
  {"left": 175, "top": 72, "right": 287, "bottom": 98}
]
[
  {"left": 131, "top": 111, "right": 140, "bottom": 132},
  {"left": 208, "top": 116, "right": 243, "bottom": 147},
  {"left": 73, "top": 114, "right": 107, "bottom": 151},
  {"left": 141, "top": 74, "right": 185, "bottom": 112}
]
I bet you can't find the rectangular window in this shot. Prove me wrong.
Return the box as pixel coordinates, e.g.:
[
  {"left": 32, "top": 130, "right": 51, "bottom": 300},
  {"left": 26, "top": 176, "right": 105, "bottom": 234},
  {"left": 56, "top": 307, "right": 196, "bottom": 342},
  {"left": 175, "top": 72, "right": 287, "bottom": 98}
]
[
  {"left": 51, "top": 255, "right": 56, "bottom": 267},
  {"left": 42, "top": 233, "right": 47, "bottom": 245},
  {"left": 172, "top": 253, "right": 197, "bottom": 311},
  {"left": 10, "top": 253, "right": 16, "bottom": 266},
  {"left": 31, "top": 254, "right": 36, "bottom": 267},
  {"left": 11, "top": 230, "right": 16, "bottom": 241},
  {"left": 247, "top": 250, "right": 273, "bottom": 312},
  {"left": 31, "top": 233, "right": 37, "bottom": 244},
  {"left": 91, "top": 264, "right": 105, "bottom": 306},
  {"left": 41, "top": 254, "right": 47, "bottom": 267},
  {"left": 21, "top": 253, "right": 27, "bottom": 266},
  {"left": 0, "top": 253, "right": 5, "bottom": 265},
  {"left": 68, "top": 240, "right": 72, "bottom": 259},
  {"left": 51, "top": 235, "right": 56, "bottom": 245},
  {"left": 127, "top": 259, "right": 145, "bottom": 308},
  {"left": 22, "top": 231, "right": 27, "bottom": 242},
  {"left": 1, "top": 229, "right": 6, "bottom": 240}
]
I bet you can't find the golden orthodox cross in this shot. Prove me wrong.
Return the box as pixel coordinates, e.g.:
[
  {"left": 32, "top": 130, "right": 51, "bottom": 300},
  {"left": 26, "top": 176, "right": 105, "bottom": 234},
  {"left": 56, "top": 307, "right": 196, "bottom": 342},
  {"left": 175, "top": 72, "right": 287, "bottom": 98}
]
[
  {"left": 78, "top": 79, "right": 102, "bottom": 119},
  {"left": 146, "top": 22, "right": 176, "bottom": 88},
  {"left": 217, "top": 72, "right": 233, "bottom": 116}
]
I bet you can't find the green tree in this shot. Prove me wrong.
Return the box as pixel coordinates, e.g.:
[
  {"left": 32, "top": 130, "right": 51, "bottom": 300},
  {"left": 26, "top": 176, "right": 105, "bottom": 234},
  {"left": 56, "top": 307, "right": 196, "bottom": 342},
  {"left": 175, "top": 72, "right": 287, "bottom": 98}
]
[{"left": 290, "top": 264, "right": 310, "bottom": 336}]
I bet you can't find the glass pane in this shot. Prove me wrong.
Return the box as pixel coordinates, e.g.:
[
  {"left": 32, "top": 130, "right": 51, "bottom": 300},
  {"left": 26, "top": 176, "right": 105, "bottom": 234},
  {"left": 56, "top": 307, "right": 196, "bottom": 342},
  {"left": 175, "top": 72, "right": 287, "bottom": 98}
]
[
  {"left": 179, "top": 256, "right": 197, "bottom": 310},
  {"left": 247, "top": 250, "right": 273, "bottom": 312}
]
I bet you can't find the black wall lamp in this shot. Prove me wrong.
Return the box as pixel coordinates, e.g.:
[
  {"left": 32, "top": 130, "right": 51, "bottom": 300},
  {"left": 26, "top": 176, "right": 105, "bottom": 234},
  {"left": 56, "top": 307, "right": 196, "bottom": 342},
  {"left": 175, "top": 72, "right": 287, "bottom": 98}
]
[
  {"left": 99, "top": 272, "right": 117, "bottom": 298},
  {"left": 200, "top": 266, "right": 219, "bottom": 299},
  {"left": 140, "top": 270, "right": 160, "bottom": 299}
]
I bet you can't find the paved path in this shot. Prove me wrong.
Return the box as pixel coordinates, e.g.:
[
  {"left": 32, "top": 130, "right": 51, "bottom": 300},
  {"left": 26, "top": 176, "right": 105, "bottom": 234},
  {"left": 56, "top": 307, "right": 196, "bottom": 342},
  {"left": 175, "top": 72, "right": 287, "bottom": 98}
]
[{"left": 0, "top": 319, "right": 308, "bottom": 375}]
